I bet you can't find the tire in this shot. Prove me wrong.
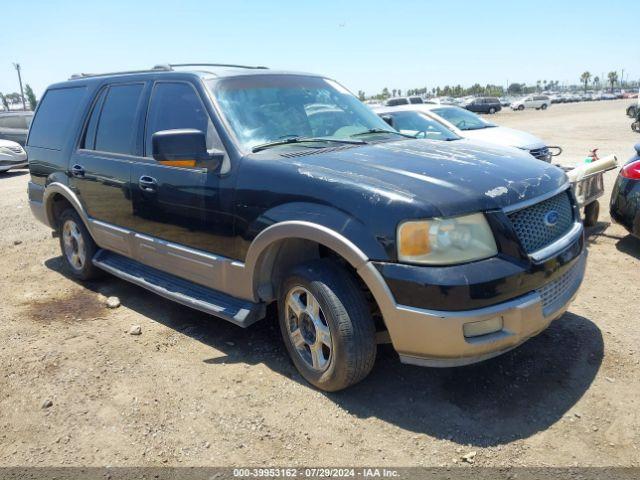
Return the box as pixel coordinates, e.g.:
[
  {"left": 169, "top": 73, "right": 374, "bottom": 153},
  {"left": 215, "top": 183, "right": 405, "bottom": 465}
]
[
  {"left": 58, "top": 208, "right": 102, "bottom": 280},
  {"left": 583, "top": 201, "right": 599, "bottom": 228},
  {"left": 489, "top": 107, "right": 496, "bottom": 114},
  {"left": 278, "top": 259, "right": 376, "bottom": 392},
  {"left": 541, "top": 103, "right": 548, "bottom": 110},
  {"left": 518, "top": 105, "right": 525, "bottom": 111}
]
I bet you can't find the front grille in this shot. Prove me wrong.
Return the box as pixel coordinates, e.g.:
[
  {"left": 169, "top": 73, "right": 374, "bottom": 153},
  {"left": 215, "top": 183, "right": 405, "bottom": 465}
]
[
  {"left": 507, "top": 191, "right": 574, "bottom": 253},
  {"left": 529, "top": 146, "right": 551, "bottom": 162},
  {"left": 537, "top": 255, "right": 585, "bottom": 317},
  {"left": 4, "top": 145, "right": 23, "bottom": 154}
]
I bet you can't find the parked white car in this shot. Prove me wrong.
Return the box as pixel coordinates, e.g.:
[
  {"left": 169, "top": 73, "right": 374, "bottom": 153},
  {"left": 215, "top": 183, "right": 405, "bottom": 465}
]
[
  {"left": 510, "top": 95, "right": 551, "bottom": 111},
  {"left": 0, "top": 139, "right": 28, "bottom": 172},
  {"left": 374, "top": 104, "right": 552, "bottom": 162}
]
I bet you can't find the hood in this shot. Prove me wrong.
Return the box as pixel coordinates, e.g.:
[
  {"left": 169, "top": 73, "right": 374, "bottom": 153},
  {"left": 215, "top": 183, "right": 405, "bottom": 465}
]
[
  {"left": 460, "top": 125, "right": 546, "bottom": 150},
  {"left": 276, "top": 138, "right": 567, "bottom": 218}
]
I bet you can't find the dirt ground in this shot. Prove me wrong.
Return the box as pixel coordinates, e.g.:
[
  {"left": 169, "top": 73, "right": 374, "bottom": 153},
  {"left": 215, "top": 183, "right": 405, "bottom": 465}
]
[{"left": 1, "top": 99, "right": 639, "bottom": 468}]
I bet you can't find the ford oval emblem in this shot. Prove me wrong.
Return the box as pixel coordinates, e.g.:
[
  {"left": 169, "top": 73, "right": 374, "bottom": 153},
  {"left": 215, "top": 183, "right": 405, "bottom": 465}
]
[{"left": 544, "top": 210, "right": 559, "bottom": 227}]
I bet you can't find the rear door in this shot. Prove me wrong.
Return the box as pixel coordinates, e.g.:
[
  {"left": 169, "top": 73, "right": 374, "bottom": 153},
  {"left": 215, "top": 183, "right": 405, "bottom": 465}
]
[
  {"left": 70, "top": 82, "right": 146, "bottom": 244},
  {"left": 130, "top": 81, "right": 235, "bottom": 260}
]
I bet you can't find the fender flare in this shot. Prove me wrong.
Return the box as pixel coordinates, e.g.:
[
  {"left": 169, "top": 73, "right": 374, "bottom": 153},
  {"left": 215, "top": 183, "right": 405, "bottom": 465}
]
[
  {"left": 42, "top": 182, "right": 92, "bottom": 232},
  {"left": 241, "top": 221, "right": 397, "bottom": 319}
]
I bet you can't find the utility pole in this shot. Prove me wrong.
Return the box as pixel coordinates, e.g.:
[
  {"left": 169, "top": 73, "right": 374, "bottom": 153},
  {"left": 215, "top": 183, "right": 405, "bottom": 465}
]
[{"left": 13, "top": 63, "right": 26, "bottom": 110}]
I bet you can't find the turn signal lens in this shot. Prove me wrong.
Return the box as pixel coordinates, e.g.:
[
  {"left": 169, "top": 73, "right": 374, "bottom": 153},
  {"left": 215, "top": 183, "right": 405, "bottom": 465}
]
[
  {"left": 621, "top": 160, "right": 640, "bottom": 180},
  {"left": 398, "top": 221, "right": 431, "bottom": 257}
]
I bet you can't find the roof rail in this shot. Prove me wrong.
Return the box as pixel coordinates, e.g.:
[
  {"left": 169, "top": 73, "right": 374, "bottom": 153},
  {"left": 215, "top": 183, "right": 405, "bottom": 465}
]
[
  {"left": 68, "top": 65, "right": 171, "bottom": 80},
  {"left": 157, "top": 63, "right": 269, "bottom": 70},
  {"left": 68, "top": 63, "right": 268, "bottom": 80}
]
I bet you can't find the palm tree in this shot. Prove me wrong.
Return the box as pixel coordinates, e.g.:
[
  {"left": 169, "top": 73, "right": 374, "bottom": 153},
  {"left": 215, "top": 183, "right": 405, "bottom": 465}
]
[
  {"left": 608, "top": 71, "right": 618, "bottom": 92},
  {"left": 580, "top": 71, "right": 591, "bottom": 93},
  {"left": 593, "top": 76, "right": 600, "bottom": 88}
]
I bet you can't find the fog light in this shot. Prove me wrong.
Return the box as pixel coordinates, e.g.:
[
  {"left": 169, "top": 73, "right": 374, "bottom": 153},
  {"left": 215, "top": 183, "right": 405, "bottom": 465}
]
[{"left": 463, "top": 316, "right": 503, "bottom": 338}]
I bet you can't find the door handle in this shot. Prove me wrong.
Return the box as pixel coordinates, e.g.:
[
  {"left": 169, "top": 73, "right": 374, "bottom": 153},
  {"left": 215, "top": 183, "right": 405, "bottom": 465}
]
[
  {"left": 71, "top": 164, "right": 85, "bottom": 177},
  {"left": 138, "top": 175, "right": 158, "bottom": 192}
]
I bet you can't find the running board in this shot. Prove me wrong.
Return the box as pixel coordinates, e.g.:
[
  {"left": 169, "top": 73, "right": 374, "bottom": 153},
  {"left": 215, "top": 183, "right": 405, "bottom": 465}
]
[{"left": 92, "top": 250, "right": 265, "bottom": 327}]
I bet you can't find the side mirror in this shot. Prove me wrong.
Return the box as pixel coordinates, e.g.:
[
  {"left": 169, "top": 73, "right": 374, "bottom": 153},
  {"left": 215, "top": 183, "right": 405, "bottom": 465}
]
[
  {"left": 152, "top": 129, "right": 223, "bottom": 170},
  {"left": 380, "top": 115, "right": 393, "bottom": 127}
]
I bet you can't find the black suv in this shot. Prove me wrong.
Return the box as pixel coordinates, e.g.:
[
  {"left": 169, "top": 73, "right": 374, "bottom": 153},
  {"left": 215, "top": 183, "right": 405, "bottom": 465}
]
[
  {"left": 27, "top": 64, "right": 586, "bottom": 391},
  {"left": 465, "top": 97, "right": 502, "bottom": 114}
]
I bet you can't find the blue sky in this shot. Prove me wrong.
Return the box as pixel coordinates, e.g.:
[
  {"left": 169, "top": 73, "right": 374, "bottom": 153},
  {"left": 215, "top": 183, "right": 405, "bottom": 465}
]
[{"left": 1, "top": 0, "right": 638, "bottom": 98}]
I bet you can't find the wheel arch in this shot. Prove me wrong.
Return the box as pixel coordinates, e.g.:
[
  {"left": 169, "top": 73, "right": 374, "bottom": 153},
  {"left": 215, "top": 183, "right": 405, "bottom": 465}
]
[
  {"left": 43, "top": 182, "right": 91, "bottom": 232},
  {"left": 243, "top": 221, "right": 396, "bottom": 329}
]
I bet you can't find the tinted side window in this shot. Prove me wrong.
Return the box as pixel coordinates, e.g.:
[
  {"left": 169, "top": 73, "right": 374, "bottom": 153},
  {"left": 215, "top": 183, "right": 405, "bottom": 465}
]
[
  {"left": 94, "top": 84, "right": 144, "bottom": 155},
  {"left": 82, "top": 88, "right": 107, "bottom": 150},
  {"left": 27, "top": 87, "right": 87, "bottom": 150},
  {"left": 145, "top": 82, "right": 216, "bottom": 156}
]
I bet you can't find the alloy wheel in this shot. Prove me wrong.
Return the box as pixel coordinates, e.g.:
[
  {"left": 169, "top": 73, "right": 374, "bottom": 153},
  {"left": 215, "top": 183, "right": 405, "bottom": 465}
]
[
  {"left": 62, "top": 219, "right": 86, "bottom": 271},
  {"left": 285, "top": 286, "right": 333, "bottom": 371}
]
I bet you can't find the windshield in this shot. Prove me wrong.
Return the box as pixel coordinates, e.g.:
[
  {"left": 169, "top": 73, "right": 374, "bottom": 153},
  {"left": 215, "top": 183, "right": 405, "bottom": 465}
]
[
  {"left": 208, "top": 75, "right": 393, "bottom": 151},
  {"left": 385, "top": 111, "right": 460, "bottom": 141},
  {"left": 431, "top": 106, "right": 496, "bottom": 131}
]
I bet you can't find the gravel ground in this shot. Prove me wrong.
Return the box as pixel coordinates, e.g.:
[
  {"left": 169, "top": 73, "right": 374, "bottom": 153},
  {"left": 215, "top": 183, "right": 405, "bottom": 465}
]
[{"left": 0, "top": 99, "right": 639, "bottom": 468}]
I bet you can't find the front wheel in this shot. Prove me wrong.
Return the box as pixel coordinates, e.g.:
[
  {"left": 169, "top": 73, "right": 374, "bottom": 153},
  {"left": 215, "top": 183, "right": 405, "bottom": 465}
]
[
  {"left": 278, "top": 259, "right": 376, "bottom": 392},
  {"left": 518, "top": 105, "right": 525, "bottom": 111},
  {"left": 541, "top": 103, "right": 548, "bottom": 110},
  {"left": 488, "top": 107, "right": 496, "bottom": 114}
]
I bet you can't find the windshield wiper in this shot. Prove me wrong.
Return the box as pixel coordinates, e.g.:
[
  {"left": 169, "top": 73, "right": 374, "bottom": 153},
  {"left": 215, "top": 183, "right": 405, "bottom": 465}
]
[
  {"left": 350, "top": 128, "right": 416, "bottom": 139},
  {"left": 251, "top": 136, "right": 366, "bottom": 153}
]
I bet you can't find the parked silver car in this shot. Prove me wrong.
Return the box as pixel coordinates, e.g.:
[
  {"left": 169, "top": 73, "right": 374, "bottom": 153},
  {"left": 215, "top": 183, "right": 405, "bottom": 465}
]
[
  {"left": 374, "top": 104, "right": 553, "bottom": 162},
  {"left": 0, "top": 139, "right": 28, "bottom": 172}
]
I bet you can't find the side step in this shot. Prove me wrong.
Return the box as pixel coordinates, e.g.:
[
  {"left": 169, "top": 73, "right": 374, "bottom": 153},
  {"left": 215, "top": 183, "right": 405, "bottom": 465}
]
[{"left": 92, "top": 250, "right": 265, "bottom": 328}]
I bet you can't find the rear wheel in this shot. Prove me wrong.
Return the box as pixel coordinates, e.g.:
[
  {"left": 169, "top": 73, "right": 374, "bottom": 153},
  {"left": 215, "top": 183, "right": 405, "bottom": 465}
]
[
  {"left": 489, "top": 107, "right": 496, "bottom": 114},
  {"left": 541, "top": 103, "right": 548, "bottom": 110},
  {"left": 58, "top": 208, "right": 102, "bottom": 280},
  {"left": 278, "top": 259, "right": 376, "bottom": 392}
]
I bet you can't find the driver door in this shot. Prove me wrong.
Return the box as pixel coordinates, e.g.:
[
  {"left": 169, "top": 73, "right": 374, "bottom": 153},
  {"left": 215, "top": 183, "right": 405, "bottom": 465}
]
[{"left": 130, "top": 81, "right": 236, "bottom": 273}]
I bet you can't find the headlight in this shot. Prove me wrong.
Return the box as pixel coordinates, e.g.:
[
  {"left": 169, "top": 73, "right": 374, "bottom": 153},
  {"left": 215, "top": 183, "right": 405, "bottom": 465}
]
[{"left": 397, "top": 213, "right": 497, "bottom": 265}]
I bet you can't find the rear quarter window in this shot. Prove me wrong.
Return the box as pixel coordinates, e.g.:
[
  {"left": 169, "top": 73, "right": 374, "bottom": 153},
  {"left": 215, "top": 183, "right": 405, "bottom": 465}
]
[{"left": 27, "top": 86, "right": 87, "bottom": 150}]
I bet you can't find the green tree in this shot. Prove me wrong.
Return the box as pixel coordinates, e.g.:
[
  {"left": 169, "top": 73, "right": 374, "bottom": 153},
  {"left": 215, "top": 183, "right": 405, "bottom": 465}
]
[
  {"left": 580, "top": 71, "right": 591, "bottom": 93},
  {"left": 593, "top": 76, "right": 600, "bottom": 88},
  {"left": 0, "top": 92, "right": 8, "bottom": 111},
  {"left": 507, "top": 83, "right": 523, "bottom": 94},
  {"left": 5, "top": 92, "right": 21, "bottom": 104},
  {"left": 607, "top": 71, "right": 618, "bottom": 92},
  {"left": 381, "top": 87, "right": 389, "bottom": 99},
  {"left": 24, "top": 84, "right": 37, "bottom": 110}
]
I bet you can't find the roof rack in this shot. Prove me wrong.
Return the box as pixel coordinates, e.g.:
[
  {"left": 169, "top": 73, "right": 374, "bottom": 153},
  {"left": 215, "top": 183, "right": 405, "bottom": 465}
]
[
  {"left": 68, "top": 63, "right": 268, "bottom": 80},
  {"left": 155, "top": 63, "right": 269, "bottom": 71},
  {"left": 69, "top": 65, "right": 171, "bottom": 80}
]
